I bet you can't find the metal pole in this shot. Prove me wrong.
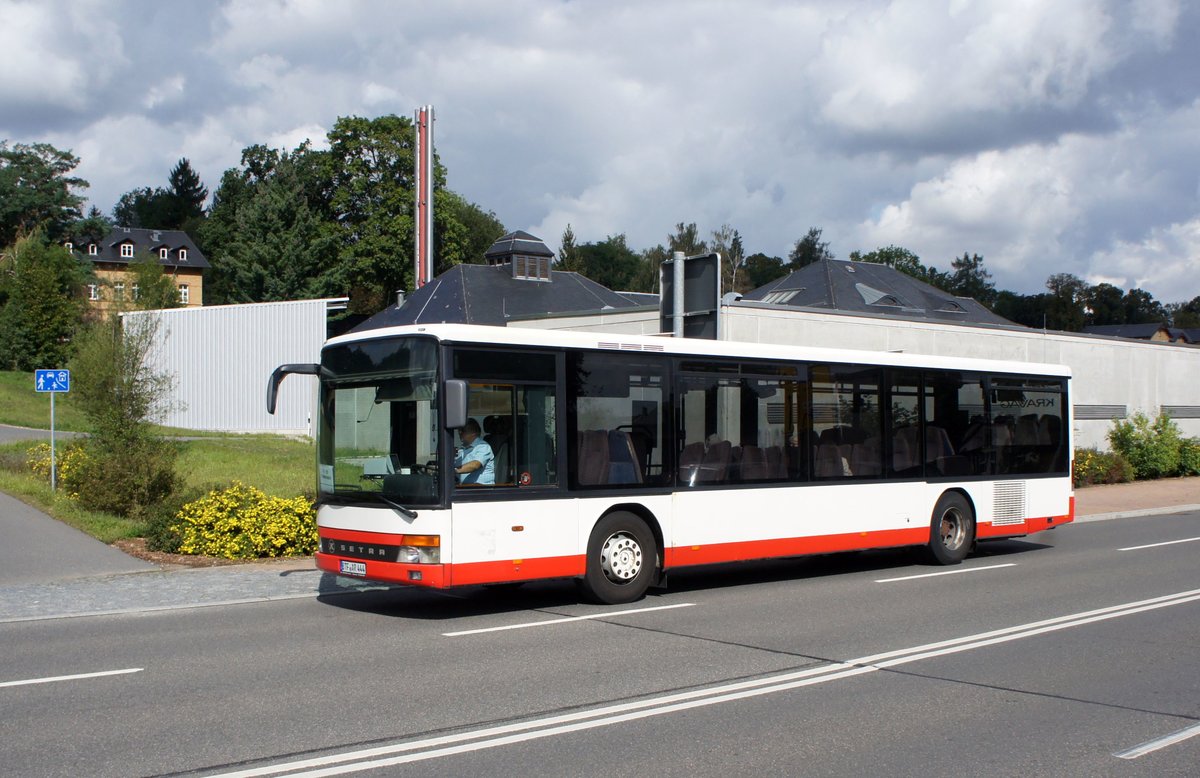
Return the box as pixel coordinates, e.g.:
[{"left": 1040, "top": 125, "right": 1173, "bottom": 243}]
[
  {"left": 672, "top": 251, "right": 685, "bottom": 338},
  {"left": 50, "top": 391, "right": 56, "bottom": 492}
]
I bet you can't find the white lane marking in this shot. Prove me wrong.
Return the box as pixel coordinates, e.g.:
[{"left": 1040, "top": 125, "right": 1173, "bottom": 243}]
[
  {"left": 0, "top": 668, "right": 143, "bottom": 689},
  {"left": 875, "top": 563, "right": 1017, "bottom": 583},
  {"left": 1118, "top": 536, "right": 1200, "bottom": 552},
  {"left": 214, "top": 587, "right": 1200, "bottom": 778},
  {"left": 1114, "top": 721, "right": 1200, "bottom": 759},
  {"left": 443, "top": 602, "right": 695, "bottom": 636}
]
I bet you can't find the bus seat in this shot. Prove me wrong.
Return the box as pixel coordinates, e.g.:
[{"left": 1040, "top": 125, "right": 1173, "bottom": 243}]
[
  {"left": 816, "top": 443, "right": 849, "bottom": 477},
  {"left": 850, "top": 439, "right": 882, "bottom": 476},
  {"left": 766, "top": 446, "right": 786, "bottom": 479},
  {"left": 484, "top": 416, "right": 511, "bottom": 484},
  {"left": 1016, "top": 414, "right": 1040, "bottom": 446},
  {"left": 607, "top": 429, "right": 643, "bottom": 484},
  {"left": 739, "top": 445, "right": 768, "bottom": 481},
  {"left": 699, "top": 440, "right": 731, "bottom": 482},
  {"left": 679, "top": 441, "right": 706, "bottom": 485},
  {"left": 892, "top": 428, "right": 918, "bottom": 472},
  {"left": 926, "top": 426, "right": 954, "bottom": 462},
  {"left": 577, "top": 429, "right": 610, "bottom": 485}
]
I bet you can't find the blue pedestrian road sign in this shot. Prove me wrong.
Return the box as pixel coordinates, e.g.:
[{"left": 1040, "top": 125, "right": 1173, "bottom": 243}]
[{"left": 35, "top": 369, "right": 71, "bottom": 393}]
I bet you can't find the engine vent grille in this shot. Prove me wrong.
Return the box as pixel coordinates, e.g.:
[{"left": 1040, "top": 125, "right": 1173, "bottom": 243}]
[{"left": 993, "top": 481, "right": 1027, "bottom": 525}]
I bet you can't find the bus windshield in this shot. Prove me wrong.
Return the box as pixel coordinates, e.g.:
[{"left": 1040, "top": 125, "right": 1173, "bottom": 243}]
[{"left": 317, "top": 336, "right": 442, "bottom": 506}]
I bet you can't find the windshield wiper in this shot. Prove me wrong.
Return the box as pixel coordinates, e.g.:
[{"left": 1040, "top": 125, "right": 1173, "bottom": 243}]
[{"left": 376, "top": 494, "right": 417, "bottom": 520}]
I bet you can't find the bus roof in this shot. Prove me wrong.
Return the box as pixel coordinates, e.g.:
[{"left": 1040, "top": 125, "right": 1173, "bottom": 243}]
[{"left": 325, "top": 323, "right": 1071, "bottom": 379}]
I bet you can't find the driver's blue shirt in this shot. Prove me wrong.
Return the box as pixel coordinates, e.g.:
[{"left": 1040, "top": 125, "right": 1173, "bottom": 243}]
[{"left": 454, "top": 437, "right": 495, "bottom": 485}]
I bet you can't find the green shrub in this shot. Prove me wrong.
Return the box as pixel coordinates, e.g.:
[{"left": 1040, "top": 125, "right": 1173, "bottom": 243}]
[
  {"left": 142, "top": 482, "right": 226, "bottom": 553},
  {"left": 1073, "top": 447, "right": 1134, "bottom": 487},
  {"left": 171, "top": 481, "right": 317, "bottom": 559},
  {"left": 64, "top": 435, "right": 181, "bottom": 518},
  {"left": 25, "top": 442, "right": 91, "bottom": 498},
  {"left": 1108, "top": 412, "right": 1182, "bottom": 480},
  {"left": 1179, "top": 438, "right": 1200, "bottom": 477}
]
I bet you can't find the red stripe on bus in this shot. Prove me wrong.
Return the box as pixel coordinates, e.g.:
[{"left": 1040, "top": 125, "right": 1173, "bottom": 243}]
[
  {"left": 448, "top": 556, "right": 585, "bottom": 586},
  {"left": 664, "top": 527, "right": 929, "bottom": 568}
]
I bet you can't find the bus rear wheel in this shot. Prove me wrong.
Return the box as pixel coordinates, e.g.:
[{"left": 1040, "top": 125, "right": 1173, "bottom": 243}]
[
  {"left": 578, "top": 512, "right": 657, "bottom": 605},
  {"left": 927, "top": 492, "right": 975, "bottom": 565}
]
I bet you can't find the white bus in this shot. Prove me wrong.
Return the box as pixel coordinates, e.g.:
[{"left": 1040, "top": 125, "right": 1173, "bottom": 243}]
[{"left": 269, "top": 323, "right": 1073, "bottom": 604}]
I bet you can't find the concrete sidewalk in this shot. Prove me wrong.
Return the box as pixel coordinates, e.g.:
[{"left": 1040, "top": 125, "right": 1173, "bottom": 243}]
[
  {"left": 1073, "top": 476, "right": 1200, "bottom": 521},
  {"left": 0, "top": 477, "right": 1196, "bottom": 623}
]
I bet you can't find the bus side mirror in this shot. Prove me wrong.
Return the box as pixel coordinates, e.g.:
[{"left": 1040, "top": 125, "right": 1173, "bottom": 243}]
[
  {"left": 444, "top": 379, "right": 468, "bottom": 429},
  {"left": 267, "top": 363, "right": 320, "bottom": 414}
]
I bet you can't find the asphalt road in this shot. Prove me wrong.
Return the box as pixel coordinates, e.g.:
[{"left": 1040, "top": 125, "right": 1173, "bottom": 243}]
[{"left": 1, "top": 512, "right": 1197, "bottom": 777}]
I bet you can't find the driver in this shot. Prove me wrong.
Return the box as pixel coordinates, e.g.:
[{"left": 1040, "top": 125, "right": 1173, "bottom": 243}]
[{"left": 453, "top": 419, "right": 495, "bottom": 485}]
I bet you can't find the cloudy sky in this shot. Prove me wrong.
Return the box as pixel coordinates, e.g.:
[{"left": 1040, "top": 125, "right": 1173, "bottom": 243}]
[{"left": 3, "top": 0, "right": 1198, "bottom": 301}]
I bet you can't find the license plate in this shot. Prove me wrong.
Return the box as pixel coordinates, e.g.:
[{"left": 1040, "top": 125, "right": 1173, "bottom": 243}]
[{"left": 339, "top": 560, "right": 367, "bottom": 577}]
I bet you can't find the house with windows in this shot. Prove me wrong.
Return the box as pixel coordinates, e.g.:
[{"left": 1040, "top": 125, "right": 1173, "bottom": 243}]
[{"left": 68, "top": 226, "right": 208, "bottom": 313}]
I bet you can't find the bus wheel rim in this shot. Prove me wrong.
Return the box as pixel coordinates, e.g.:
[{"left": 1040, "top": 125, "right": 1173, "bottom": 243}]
[
  {"left": 939, "top": 507, "right": 965, "bottom": 550},
  {"left": 600, "top": 532, "right": 642, "bottom": 583}
]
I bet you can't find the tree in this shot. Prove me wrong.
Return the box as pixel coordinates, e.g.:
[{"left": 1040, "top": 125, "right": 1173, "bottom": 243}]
[
  {"left": 576, "top": 234, "right": 642, "bottom": 291},
  {"left": 322, "top": 114, "right": 420, "bottom": 312},
  {"left": 948, "top": 252, "right": 996, "bottom": 306},
  {"left": 1045, "top": 273, "right": 1088, "bottom": 331},
  {"left": 709, "top": 224, "right": 746, "bottom": 295},
  {"left": 0, "top": 233, "right": 90, "bottom": 370},
  {"left": 633, "top": 244, "right": 671, "bottom": 294},
  {"left": 1122, "top": 288, "right": 1166, "bottom": 325},
  {"left": 851, "top": 245, "right": 924, "bottom": 276},
  {"left": 787, "top": 227, "right": 834, "bottom": 269},
  {"left": 0, "top": 141, "right": 88, "bottom": 247},
  {"left": 68, "top": 206, "right": 112, "bottom": 247},
  {"left": 67, "top": 313, "right": 180, "bottom": 516},
  {"left": 167, "top": 158, "right": 208, "bottom": 225},
  {"left": 558, "top": 224, "right": 582, "bottom": 272},
  {"left": 993, "top": 290, "right": 1052, "bottom": 329},
  {"left": 1167, "top": 295, "right": 1200, "bottom": 328},
  {"left": 1084, "top": 282, "right": 1125, "bottom": 326},
  {"left": 127, "top": 252, "right": 183, "bottom": 310},
  {"left": 667, "top": 222, "right": 707, "bottom": 256},
  {"left": 111, "top": 158, "right": 209, "bottom": 232},
  {"left": 742, "top": 252, "right": 787, "bottom": 289},
  {"left": 112, "top": 186, "right": 174, "bottom": 228},
  {"left": 850, "top": 245, "right": 953, "bottom": 292},
  {"left": 204, "top": 146, "right": 335, "bottom": 304},
  {"left": 440, "top": 191, "right": 504, "bottom": 266}
]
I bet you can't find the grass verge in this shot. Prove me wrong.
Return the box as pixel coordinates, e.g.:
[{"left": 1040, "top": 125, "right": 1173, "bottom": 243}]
[{"left": 0, "top": 435, "right": 315, "bottom": 545}]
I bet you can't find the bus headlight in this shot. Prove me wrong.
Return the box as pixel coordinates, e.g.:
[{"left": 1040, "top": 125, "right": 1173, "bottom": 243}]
[{"left": 398, "top": 535, "right": 440, "bottom": 564}]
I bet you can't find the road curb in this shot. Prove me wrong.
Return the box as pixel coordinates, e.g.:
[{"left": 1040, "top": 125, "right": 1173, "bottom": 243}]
[{"left": 1074, "top": 504, "right": 1200, "bottom": 523}]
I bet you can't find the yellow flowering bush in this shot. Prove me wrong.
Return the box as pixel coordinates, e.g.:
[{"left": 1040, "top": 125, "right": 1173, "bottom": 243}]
[
  {"left": 1073, "top": 447, "right": 1134, "bottom": 487},
  {"left": 171, "top": 481, "right": 317, "bottom": 559},
  {"left": 25, "top": 442, "right": 90, "bottom": 499}
]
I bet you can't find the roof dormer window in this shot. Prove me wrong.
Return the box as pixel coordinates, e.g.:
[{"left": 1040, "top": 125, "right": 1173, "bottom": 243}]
[
  {"left": 120, "top": 243, "right": 134, "bottom": 258},
  {"left": 179, "top": 248, "right": 188, "bottom": 262},
  {"left": 64, "top": 241, "right": 73, "bottom": 252},
  {"left": 88, "top": 244, "right": 98, "bottom": 256},
  {"left": 513, "top": 254, "right": 550, "bottom": 282},
  {"left": 159, "top": 247, "right": 168, "bottom": 260}
]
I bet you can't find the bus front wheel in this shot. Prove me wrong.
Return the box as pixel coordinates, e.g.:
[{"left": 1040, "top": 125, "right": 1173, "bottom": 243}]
[
  {"left": 578, "top": 512, "right": 657, "bottom": 605},
  {"left": 927, "top": 492, "right": 975, "bottom": 565}
]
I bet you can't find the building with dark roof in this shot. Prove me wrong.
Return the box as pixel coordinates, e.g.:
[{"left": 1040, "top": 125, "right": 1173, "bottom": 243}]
[
  {"left": 742, "top": 259, "right": 1014, "bottom": 327},
  {"left": 1082, "top": 323, "right": 1192, "bottom": 343},
  {"left": 67, "top": 226, "right": 209, "bottom": 312},
  {"left": 354, "top": 231, "right": 651, "bottom": 331}
]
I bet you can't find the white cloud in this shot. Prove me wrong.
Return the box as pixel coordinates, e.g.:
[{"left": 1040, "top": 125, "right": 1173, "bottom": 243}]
[
  {"left": 0, "top": 0, "right": 127, "bottom": 114},
  {"left": 2, "top": 0, "right": 1198, "bottom": 304},
  {"left": 1086, "top": 218, "right": 1200, "bottom": 299}
]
